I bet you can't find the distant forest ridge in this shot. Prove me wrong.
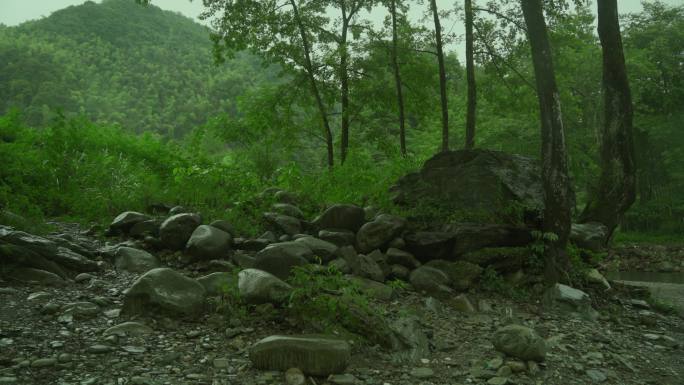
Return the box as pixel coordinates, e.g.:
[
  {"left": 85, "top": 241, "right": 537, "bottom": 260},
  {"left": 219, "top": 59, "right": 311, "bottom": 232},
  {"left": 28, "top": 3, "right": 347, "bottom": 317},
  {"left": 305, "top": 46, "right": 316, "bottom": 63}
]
[{"left": 0, "top": 0, "right": 278, "bottom": 137}]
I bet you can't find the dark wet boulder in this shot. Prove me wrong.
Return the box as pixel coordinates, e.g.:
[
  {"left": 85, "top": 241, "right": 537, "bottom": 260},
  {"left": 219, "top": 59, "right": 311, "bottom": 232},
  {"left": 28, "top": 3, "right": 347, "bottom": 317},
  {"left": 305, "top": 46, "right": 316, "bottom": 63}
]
[
  {"left": 312, "top": 204, "right": 365, "bottom": 233},
  {"left": 159, "top": 213, "right": 201, "bottom": 251}
]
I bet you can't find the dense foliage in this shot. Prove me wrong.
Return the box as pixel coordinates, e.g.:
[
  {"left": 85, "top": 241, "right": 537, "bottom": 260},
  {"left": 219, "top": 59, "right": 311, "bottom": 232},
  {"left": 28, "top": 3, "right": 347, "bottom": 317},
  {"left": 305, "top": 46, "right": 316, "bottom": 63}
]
[
  {"left": 0, "top": 0, "right": 682, "bottom": 238},
  {"left": 0, "top": 0, "right": 277, "bottom": 137}
]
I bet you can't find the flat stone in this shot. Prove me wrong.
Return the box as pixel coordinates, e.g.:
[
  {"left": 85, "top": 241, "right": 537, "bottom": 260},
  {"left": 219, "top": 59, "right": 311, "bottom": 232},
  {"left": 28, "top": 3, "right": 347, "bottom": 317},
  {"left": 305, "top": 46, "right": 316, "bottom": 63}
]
[
  {"left": 87, "top": 344, "right": 114, "bottom": 354},
  {"left": 103, "top": 322, "right": 153, "bottom": 336},
  {"left": 0, "top": 377, "right": 18, "bottom": 384},
  {"left": 488, "top": 377, "right": 509, "bottom": 385},
  {"left": 586, "top": 369, "right": 607, "bottom": 382},
  {"left": 492, "top": 325, "right": 547, "bottom": 362},
  {"left": 213, "top": 358, "right": 231, "bottom": 369},
  {"left": 327, "top": 374, "right": 358, "bottom": 385},
  {"left": 410, "top": 367, "right": 434, "bottom": 378},
  {"left": 30, "top": 358, "right": 57, "bottom": 367},
  {"left": 249, "top": 335, "right": 351, "bottom": 376}
]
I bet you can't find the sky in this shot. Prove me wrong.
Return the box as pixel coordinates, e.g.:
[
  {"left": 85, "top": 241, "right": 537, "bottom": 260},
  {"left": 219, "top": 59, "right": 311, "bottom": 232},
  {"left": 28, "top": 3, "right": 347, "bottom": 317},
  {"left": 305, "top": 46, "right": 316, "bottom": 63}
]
[{"left": 1, "top": 0, "right": 681, "bottom": 59}]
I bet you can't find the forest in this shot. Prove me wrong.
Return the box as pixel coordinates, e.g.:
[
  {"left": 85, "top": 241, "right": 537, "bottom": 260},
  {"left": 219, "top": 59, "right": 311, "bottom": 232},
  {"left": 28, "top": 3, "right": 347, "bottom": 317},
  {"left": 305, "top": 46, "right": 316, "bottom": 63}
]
[{"left": 0, "top": 0, "right": 683, "bottom": 384}]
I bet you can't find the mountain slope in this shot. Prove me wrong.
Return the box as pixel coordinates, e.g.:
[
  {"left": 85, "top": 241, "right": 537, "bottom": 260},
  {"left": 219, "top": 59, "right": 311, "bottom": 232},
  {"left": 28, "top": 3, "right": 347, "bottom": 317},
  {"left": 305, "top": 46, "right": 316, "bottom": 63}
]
[{"left": 0, "top": 0, "right": 276, "bottom": 137}]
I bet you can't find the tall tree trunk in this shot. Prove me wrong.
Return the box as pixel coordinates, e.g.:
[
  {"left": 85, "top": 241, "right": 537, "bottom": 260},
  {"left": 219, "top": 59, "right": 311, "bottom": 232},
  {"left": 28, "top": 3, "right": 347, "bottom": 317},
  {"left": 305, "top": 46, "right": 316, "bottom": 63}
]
[
  {"left": 579, "top": 0, "right": 636, "bottom": 241},
  {"left": 521, "top": 0, "right": 572, "bottom": 283},
  {"left": 464, "top": 0, "right": 476, "bottom": 149},
  {"left": 290, "top": 0, "right": 334, "bottom": 168},
  {"left": 340, "top": 4, "right": 350, "bottom": 164},
  {"left": 430, "top": 0, "right": 449, "bottom": 152},
  {"left": 390, "top": 0, "right": 407, "bottom": 156}
]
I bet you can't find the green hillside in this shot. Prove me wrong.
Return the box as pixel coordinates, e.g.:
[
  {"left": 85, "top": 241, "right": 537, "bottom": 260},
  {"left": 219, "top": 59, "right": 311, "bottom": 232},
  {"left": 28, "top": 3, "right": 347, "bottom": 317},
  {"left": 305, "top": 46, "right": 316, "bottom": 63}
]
[{"left": 0, "top": 0, "right": 276, "bottom": 137}]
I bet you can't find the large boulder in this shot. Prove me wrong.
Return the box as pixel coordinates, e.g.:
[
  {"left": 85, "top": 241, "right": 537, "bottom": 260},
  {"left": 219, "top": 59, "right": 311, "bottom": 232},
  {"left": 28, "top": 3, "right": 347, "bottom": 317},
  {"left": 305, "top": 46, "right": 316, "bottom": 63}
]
[
  {"left": 109, "top": 211, "right": 151, "bottom": 235},
  {"left": 424, "top": 260, "right": 482, "bottom": 291},
  {"left": 122, "top": 268, "right": 206, "bottom": 317},
  {"left": 238, "top": 268, "right": 292, "bottom": 304},
  {"left": 294, "top": 236, "right": 338, "bottom": 263},
  {"left": 445, "top": 223, "right": 533, "bottom": 257},
  {"left": 185, "top": 225, "right": 232, "bottom": 260},
  {"left": 114, "top": 247, "right": 161, "bottom": 273},
  {"left": 404, "top": 232, "right": 455, "bottom": 262},
  {"left": 52, "top": 247, "right": 98, "bottom": 273},
  {"left": 386, "top": 248, "right": 421, "bottom": 269},
  {"left": 197, "top": 272, "right": 236, "bottom": 296},
  {"left": 390, "top": 149, "right": 545, "bottom": 222},
  {"left": 272, "top": 203, "right": 304, "bottom": 219},
  {"left": 254, "top": 241, "right": 314, "bottom": 280},
  {"left": 570, "top": 222, "right": 608, "bottom": 252},
  {"left": 543, "top": 283, "right": 598, "bottom": 320},
  {"left": 461, "top": 247, "right": 529, "bottom": 273},
  {"left": 348, "top": 253, "right": 385, "bottom": 282},
  {"left": 249, "top": 335, "right": 351, "bottom": 376},
  {"left": 318, "top": 229, "right": 356, "bottom": 247},
  {"left": 492, "top": 325, "right": 547, "bottom": 362},
  {"left": 128, "top": 220, "right": 161, "bottom": 239},
  {"left": 263, "top": 213, "right": 301, "bottom": 236},
  {"left": 409, "top": 266, "right": 454, "bottom": 299},
  {"left": 312, "top": 204, "right": 365, "bottom": 233},
  {"left": 356, "top": 214, "right": 407, "bottom": 253},
  {"left": 9, "top": 267, "right": 66, "bottom": 286},
  {"left": 159, "top": 213, "right": 201, "bottom": 250}
]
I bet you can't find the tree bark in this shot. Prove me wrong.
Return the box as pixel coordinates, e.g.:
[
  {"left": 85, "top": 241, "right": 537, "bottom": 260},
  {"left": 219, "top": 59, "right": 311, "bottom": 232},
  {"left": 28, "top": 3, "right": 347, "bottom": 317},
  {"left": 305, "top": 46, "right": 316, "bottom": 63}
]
[
  {"left": 339, "top": 3, "right": 350, "bottom": 164},
  {"left": 290, "top": 0, "right": 334, "bottom": 168},
  {"left": 430, "top": 0, "right": 449, "bottom": 152},
  {"left": 521, "top": 0, "right": 572, "bottom": 282},
  {"left": 579, "top": 0, "right": 636, "bottom": 241},
  {"left": 390, "top": 0, "right": 407, "bottom": 156},
  {"left": 464, "top": 0, "right": 476, "bottom": 149}
]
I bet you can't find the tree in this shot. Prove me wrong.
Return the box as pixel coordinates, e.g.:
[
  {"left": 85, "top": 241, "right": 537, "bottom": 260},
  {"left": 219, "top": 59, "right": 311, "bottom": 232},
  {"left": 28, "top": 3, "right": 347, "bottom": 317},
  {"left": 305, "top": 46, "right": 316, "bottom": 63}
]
[
  {"left": 389, "top": 0, "right": 407, "bottom": 156},
  {"left": 199, "top": 0, "right": 336, "bottom": 168},
  {"left": 429, "top": 0, "right": 449, "bottom": 152},
  {"left": 520, "top": 0, "right": 572, "bottom": 282},
  {"left": 464, "top": 0, "right": 476, "bottom": 149},
  {"left": 579, "top": 0, "right": 636, "bottom": 241}
]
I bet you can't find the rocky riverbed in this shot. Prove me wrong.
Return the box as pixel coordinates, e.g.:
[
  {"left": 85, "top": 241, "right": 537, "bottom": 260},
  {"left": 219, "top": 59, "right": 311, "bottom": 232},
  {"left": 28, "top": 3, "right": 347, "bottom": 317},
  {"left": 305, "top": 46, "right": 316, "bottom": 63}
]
[{"left": 1, "top": 212, "right": 682, "bottom": 385}]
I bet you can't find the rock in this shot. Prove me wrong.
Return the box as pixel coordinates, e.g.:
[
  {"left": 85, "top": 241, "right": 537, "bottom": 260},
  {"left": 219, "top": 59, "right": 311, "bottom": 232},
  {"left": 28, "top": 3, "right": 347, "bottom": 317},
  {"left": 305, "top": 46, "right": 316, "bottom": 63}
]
[
  {"left": 571, "top": 222, "right": 608, "bottom": 252},
  {"left": 586, "top": 268, "right": 611, "bottom": 289},
  {"left": 62, "top": 301, "right": 100, "bottom": 319},
  {"left": 318, "top": 229, "right": 356, "bottom": 247},
  {"left": 391, "top": 316, "right": 430, "bottom": 362},
  {"left": 52, "top": 247, "right": 98, "bottom": 272},
  {"left": 446, "top": 223, "right": 533, "bottom": 257},
  {"left": 10, "top": 267, "right": 65, "bottom": 286},
  {"left": 404, "top": 232, "right": 455, "bottom": 262},
  {"left": 128, "top": 220, "right": 160, "bottom": 238},
  {"left": 285, "top": 368, "right": 306, "bottom": 385},
  {"left": 87, "top": 344, "right": 114, "bottom": 354},
  {"left": 389, "top": 264, "right": 410, "bottom": 280},
  {"left": 209, "top": 220, "right": 235, "bottom": 236},
  {"left": 425, "top": 260, "right": 482, "bottom": 291},
  {"left": 462, "top": 247, "right": 529, "bottom": 272},
  {"left": 122, "top": 268, "right": 206, "bottom": 317},
  {"left": 185, "top": 225, "right": 232, "bottom": 260},
  {"left": 114, "top": 247, "right": 161, "bottom": 273},
  {"left": 348, "top": 253, "right": 385, "bottom": 282},
  {"left": 30, "top": 358, "right": 57, "bottom": 367},
  {"left": 487, "top": 377, "right": 509, "bottom": 385},
  {"left": 168, "top": 205, "right": 188, "bottom": 215},
  {"left": 103, "top": 322, "right": 153, "bottom": 336},
  {"left": 264, "top": 212, "right": 302, "bottom": 235},
  {"left": 386, "top": 248, "right": 421, "bottom": 269},
  {"left": 254, "top": 241, "right": 314, "bottom": 280},
  {"left": 449, "top": 293, "right": 476, "bottom": 312},
  {"left": 294, "top": 237, "right": 338, "bottom": 263},
  {"left": 410, "top": 367, "right": 434, "bottom": 379},
  {"left": 159, "top": 213, "right": 201, "bottom": 250},
  {"left": 409, "top": 266, "right": 453, "bottom": 299},
  {"left": 348, "top": 276, "right": 395, "bottom": 301},
  {"left": 327, "top": 374, "right": 358, "bottom": 385},
  {"left": 273, "top": 203, "right": 304, "bottom": 219},
  {"left": 249, "top": 335, "right": 351, "bottom": 376},
  {"left": 0, "top": 242, "right": 66, "bottom": 278},
  {"left": 356, "top": 214, "right": 407, "bottom": 253},
  {"left": 543, "top": 283, "right": 597, "bottom": 319},
  {"left": 197, "top": 272, "right": 236, "bottom": 296},
  {"left": 390, "top": 149, "right": 545, "bottom": 222},
  {"left": 109, "top": 211, "right": 151, "bottom": 234},
  {"left": 492, "top": 324, "right": 547, "bottom": 362},
  {"left": 312, "top": 204, "right": 365, "bottom": 233},
  {"left": 329, "top": 258, "right": 351, "bottom": 274},
  {"left": 275, "top": 190, "right": 298, "bottom": 204},
  {"left": 238, "top": 269, "right": 292, "bottom": 305},
  {"left": 586, "top": 369, "right": 607, "bottom": 383}
]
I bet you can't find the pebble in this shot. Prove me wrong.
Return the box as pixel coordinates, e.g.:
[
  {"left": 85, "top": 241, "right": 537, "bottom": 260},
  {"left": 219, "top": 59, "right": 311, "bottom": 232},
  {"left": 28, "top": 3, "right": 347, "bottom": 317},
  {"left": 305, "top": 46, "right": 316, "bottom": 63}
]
[
  {"left": 213, "top": 358, "right": 230, "bottom": 369},
  {"left": 586, "top": 369, "right": 607, "bottom": 382},
  {"left": 87, "top": 344, "right": 114, "bottom": 354},
  {"left": 488, "top": 377, "right": 509, "bottom": 385},
  {"left": 410, "top": 367, "right": 434, "bottom": 379},
  {"left": 285, "top": 368, "right": 305, "bottom": 385},
  {"left": 75, "top": 273, "right": 95, "bottom": 282},
  {"left": 31, "top": 358, "right": 57, "bottom": 367},
  {"left": 27, "top": 292, "right": 51, "bottom": 301},
  {"left": 328, "top": 374, "right": 358, "bottom": 385}
]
